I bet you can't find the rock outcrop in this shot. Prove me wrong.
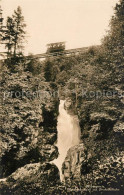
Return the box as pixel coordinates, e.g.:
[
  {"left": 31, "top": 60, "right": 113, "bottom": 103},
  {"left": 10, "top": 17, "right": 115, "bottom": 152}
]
[
  {"left": 62, "top": 144, "right": 86, "bottom": 181},
  {"left": 0, "top": 162, "right": 60, "bottom": 194}
]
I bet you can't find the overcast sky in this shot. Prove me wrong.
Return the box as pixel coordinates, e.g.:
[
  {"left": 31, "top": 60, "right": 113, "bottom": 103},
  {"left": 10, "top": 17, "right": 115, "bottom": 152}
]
[{"left": 0, "top": 0, "right": 119, "bottom": 54}]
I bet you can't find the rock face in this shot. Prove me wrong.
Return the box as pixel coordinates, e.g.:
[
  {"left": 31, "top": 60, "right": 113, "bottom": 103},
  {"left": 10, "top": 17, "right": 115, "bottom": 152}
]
[
  {"left": 62, "top": 144, "right": 86, "bottom": 180},
  {"left": 64, "top": 98, "right": 73, "bottom": 110}
]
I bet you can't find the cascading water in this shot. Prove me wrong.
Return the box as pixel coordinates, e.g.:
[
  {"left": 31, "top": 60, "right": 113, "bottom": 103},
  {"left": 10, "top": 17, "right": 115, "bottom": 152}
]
[{"left": 53, "top": 100, "right": 81, "bottom": 180}]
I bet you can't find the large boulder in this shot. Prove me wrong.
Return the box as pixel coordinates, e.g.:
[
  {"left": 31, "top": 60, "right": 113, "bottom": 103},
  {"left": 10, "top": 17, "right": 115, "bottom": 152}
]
[
  {"left": 0, "top": 163, "right": 60, "bottom": 195},
  {"left": 62, "top": 144, "right": 86, "bottom": 181}
]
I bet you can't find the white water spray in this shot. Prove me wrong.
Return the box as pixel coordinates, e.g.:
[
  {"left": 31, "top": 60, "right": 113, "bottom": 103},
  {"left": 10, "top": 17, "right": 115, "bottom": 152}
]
[{"left": 53, "top": 100, "right": 80, "bottom": 180}]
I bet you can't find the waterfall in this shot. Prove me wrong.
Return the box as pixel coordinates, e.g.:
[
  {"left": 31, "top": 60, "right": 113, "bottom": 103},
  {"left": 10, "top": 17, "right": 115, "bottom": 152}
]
[{"left": 52, "top": 100, "right": 81, "bottom": 180}]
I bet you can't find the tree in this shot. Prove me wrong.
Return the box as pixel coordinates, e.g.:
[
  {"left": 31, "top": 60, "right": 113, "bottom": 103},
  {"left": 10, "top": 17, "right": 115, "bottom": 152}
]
[
  {"left": 2, "top": 6, "right": 26, "bottom": 57},
  {"left": 2, "top": 16, "right": 15, "bottom": 56},
  {"left": 12, "top": 6, "right": 26, "bottom": 56},
  {"left": 102, "top": 0, "right": 124, "bottom": 86},
  {"left": 103, "top": 0, "right": 124, "bottom": 54},
  {"left": 44, "top": 60, "right": 53, "bottom": 82}
]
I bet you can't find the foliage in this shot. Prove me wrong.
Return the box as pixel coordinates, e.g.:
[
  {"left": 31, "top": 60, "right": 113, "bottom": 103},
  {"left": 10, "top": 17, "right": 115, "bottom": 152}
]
[
  {"left": 0, "top": 0, "right": 124, "bottom": 193},
  {"left": 0, "top": 61, "right": 59, "bottom": 178},
  {"left": 2, "top": 6, "right": 26, "bottom": 58}
]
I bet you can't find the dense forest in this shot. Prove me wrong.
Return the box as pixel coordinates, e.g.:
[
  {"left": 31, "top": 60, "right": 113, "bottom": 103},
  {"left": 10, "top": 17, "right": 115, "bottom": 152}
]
[{"left": 0, "top": 0, "right": 124, "bottom": 194}]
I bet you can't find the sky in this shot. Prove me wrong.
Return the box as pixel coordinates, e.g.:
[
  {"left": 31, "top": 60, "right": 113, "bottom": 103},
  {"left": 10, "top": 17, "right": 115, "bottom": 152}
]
[{"left": 0, "top": 0, "right": 119, "bottom": 55}]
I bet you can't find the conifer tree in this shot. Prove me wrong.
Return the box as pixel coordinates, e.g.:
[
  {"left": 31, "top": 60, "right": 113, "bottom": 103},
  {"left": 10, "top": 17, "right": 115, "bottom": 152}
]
[
  {"left": 3, "top": 16, "right": 15, "bottom": 56},
  {"left": 12, "top": 6, "right": 26, "bottom": 57},
  {"left": 2, "top": 6, "right": 26, "bottom": 57}
]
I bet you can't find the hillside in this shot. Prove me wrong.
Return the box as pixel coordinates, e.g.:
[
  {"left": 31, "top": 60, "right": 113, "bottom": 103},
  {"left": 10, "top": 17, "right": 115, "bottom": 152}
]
[{"left": 0, "top": 0, "right": 124, "bottom": 194}]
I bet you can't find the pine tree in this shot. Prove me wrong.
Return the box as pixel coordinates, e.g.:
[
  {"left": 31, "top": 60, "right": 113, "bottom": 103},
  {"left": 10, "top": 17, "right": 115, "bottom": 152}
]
[
  {"left": 2, "top": 16, "right": 15, "bottom": 57},
  {"left": 2, "top": 6, "right": 26, "bottom": 58},
  {"left": 12, "top": 6, "right": 26, "bottom": 57}
]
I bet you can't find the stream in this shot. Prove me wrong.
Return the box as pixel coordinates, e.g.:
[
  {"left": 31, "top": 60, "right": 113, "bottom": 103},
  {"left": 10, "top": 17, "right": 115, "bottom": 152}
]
[{"left": 52, "top": 100, "right": 81, "bottom": 180}]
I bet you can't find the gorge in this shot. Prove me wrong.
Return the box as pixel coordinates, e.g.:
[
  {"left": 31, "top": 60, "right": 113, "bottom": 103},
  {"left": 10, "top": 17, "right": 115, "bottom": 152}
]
[{"left": 0, "top": 0, "right": 124, "bottom": 193}]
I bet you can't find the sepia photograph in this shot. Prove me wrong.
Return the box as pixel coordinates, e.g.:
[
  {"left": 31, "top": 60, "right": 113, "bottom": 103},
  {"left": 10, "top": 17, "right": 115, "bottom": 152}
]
[{"left": 0, "top": 0, "right": 124, "bottom": 194}]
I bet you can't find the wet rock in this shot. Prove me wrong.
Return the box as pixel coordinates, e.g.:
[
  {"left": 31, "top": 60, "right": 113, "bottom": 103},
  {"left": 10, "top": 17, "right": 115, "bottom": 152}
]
[
  {"left": 62, "top": 144, "right": 86, "bottom": 181},
  {"left": 64, "top": 98, "right": 72, "bottom": 110}
]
